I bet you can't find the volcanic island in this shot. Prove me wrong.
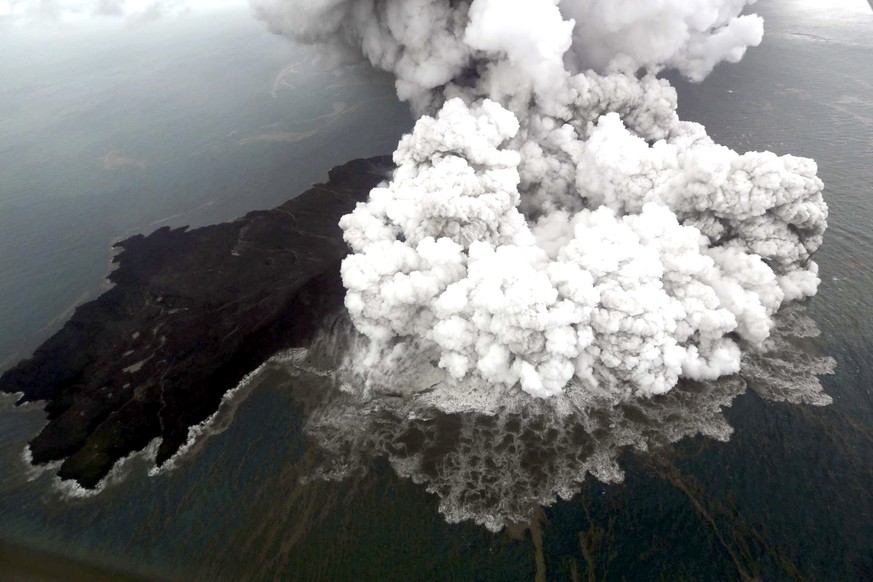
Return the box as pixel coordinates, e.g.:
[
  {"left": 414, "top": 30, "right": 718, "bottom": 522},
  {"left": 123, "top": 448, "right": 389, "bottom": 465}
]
[{"left": 0, "top": 156, "right": 392, "bottom": 489}]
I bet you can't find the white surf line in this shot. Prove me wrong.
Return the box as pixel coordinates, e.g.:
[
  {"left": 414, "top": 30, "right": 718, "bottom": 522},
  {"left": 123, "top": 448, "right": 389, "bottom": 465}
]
[
  {"left": 147, "top": 350, "right": 305, "bottom": 477},
  {"left": 52, "top": 438, "right": 162, "bottom": 499}
]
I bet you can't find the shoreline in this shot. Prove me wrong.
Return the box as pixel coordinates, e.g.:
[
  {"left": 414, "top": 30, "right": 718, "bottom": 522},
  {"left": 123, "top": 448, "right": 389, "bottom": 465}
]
[{"left": 0, "top": 155, "right": 393, "bottom": 490}]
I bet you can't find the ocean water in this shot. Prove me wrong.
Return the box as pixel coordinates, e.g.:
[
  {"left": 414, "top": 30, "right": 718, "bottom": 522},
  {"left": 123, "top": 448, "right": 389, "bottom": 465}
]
[
  {"left": 0, "top": 9, "right": 413, "bottom": 370},
  {"left": 1, "top": 3, "right": 872, "bottom": 581}
]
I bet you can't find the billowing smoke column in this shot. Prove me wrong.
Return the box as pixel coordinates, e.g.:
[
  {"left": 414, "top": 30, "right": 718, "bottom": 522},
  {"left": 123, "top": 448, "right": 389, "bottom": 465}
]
[
  {"left": 253, "top": 0, "right": 827, "bottom": 403},
  {"left": 292, "top": 303, "right": 833, "bottom": 531}
]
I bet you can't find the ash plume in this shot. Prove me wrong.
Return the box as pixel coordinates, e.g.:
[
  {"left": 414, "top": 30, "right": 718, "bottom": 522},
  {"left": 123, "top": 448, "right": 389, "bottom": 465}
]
[
  {"left": 253, "top": 0, "right": 828, "bottom": 406},
  {"left": 287, "top": 303, "right": 832, "bottom": 531}
]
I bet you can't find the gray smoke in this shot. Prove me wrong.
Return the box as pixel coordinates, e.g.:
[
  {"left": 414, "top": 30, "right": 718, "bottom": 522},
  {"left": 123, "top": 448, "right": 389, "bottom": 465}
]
[
  {"left": 253, "top": 0, "right": 828, "bottom": 405},
  {"left": 287, "top": 303, "right": 832, "bottom": 531}
]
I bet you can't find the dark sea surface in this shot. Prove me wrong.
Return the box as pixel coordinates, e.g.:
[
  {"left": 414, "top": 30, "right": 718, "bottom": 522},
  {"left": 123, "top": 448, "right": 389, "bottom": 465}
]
[
  {"left": 1, "top": 3, "right": 872, "bottom": 581},
  {"left": 0, "top": 9, "right": 413, "bottom": 370}
]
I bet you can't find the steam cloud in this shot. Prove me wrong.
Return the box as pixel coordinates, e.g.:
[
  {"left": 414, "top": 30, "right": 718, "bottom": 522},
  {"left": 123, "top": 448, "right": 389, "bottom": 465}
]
[
  {"left": 290, "top": 303, "right": 833, "bottom": 531},
  {"left": 253, "top": 0, "right": 828, "bottom": 405}
]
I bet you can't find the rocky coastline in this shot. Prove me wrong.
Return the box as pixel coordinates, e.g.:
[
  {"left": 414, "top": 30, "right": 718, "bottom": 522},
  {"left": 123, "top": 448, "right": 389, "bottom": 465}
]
[{"left": 0, "top": 156, "right": 392, "bottom": 488}]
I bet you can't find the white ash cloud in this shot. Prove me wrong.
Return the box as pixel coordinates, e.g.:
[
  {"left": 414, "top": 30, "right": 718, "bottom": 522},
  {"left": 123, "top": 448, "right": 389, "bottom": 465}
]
[
  {"left": 559, "top": 0, "right": 764, "bottom": 81},
  {"left": 292, "top": 304, "right": 832, "bottom": 531},
  {"left": 255, "top": 0, "right": 828, "bottom": 404}
]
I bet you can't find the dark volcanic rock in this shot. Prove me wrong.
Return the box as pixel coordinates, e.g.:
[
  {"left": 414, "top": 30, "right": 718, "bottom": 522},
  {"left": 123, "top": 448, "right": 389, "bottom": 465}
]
[{"left": 0, "top": 156, "right": 393, "bottom": 488}]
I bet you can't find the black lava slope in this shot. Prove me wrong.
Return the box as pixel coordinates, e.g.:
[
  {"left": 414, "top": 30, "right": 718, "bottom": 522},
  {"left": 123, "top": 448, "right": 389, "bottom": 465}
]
[{"left": 0, "top": 156, "right": 392, "bottom": 488}]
